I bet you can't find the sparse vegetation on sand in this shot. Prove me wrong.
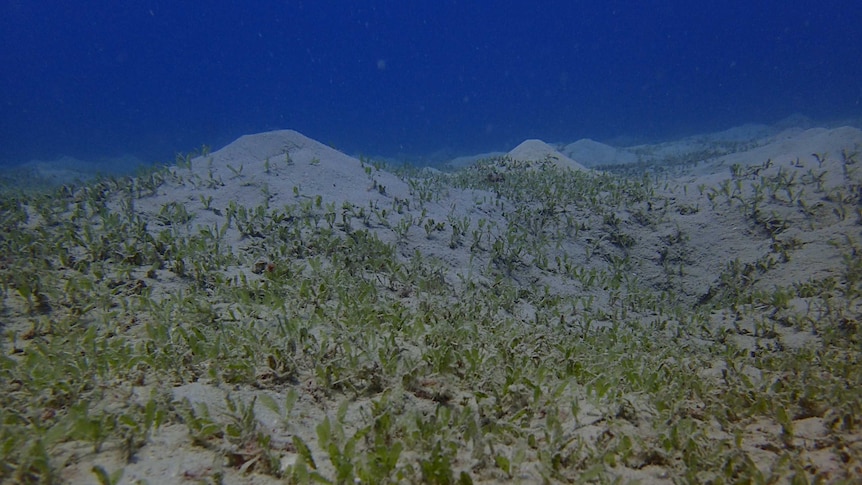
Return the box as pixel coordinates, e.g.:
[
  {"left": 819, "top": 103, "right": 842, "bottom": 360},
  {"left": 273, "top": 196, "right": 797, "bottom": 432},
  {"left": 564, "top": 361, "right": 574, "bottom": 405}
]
[{"left": 1, "top": 133, "right": 861, "bottom": 483}]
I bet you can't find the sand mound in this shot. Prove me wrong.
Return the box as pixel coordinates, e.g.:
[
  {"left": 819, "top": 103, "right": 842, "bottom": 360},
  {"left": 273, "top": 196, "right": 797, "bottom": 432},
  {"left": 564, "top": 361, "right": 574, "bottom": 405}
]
[
  {"left": 215, "top": 130, "right": 350, "bottom": 169},
  {"left": 562, "top": 138, "right": 638, "bottom": 167},
  {"left": 714, "top": 126, "right": 862, "bottom": 168},
  {"left": 507, "top": 139, "right": 587, "bottom": 170},
  {"left": 136, "top": 130, "right": 415, "bottom": 232}
]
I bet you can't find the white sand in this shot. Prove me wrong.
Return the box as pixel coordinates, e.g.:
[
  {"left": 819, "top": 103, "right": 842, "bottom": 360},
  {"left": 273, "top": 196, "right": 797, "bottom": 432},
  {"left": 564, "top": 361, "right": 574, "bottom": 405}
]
[
  {"left": 7, "top": 119, "right": 862, "bottom": 483},
  {"left": 506, "top": 139, "right": 588, "bottom": 171}
]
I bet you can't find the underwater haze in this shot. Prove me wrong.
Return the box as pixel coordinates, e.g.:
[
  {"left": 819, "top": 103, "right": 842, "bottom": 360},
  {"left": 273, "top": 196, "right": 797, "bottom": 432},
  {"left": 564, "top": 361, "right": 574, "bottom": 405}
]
[{"left": 1, "top": 0, "right": 861, "bottom": 167}]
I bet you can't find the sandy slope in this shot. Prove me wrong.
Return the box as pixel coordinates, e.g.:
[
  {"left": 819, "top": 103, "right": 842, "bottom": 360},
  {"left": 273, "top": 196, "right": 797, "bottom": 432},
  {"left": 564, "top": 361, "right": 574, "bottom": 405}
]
[{"left": 2, "top": 122, "right": 862, "bottom": 483}]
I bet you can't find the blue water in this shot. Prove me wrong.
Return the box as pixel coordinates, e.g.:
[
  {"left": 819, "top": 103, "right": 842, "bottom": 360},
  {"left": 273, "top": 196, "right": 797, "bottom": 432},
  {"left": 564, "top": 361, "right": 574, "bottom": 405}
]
[{"left": 2, "top": 1, "right": 860, "bottom": 167}]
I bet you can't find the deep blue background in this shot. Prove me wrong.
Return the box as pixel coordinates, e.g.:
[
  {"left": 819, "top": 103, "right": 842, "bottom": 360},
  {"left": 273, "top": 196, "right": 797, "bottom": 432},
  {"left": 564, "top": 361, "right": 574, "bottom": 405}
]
[{"left": 1, "top": 1, "right": 861, "bottom": 166}]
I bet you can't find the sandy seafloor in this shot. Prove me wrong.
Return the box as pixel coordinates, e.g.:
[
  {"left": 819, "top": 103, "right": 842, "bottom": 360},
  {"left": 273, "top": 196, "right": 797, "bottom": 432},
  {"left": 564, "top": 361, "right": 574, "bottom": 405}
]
[{"left": 1, "top": 120, "right": 862, "bottom": 483}]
